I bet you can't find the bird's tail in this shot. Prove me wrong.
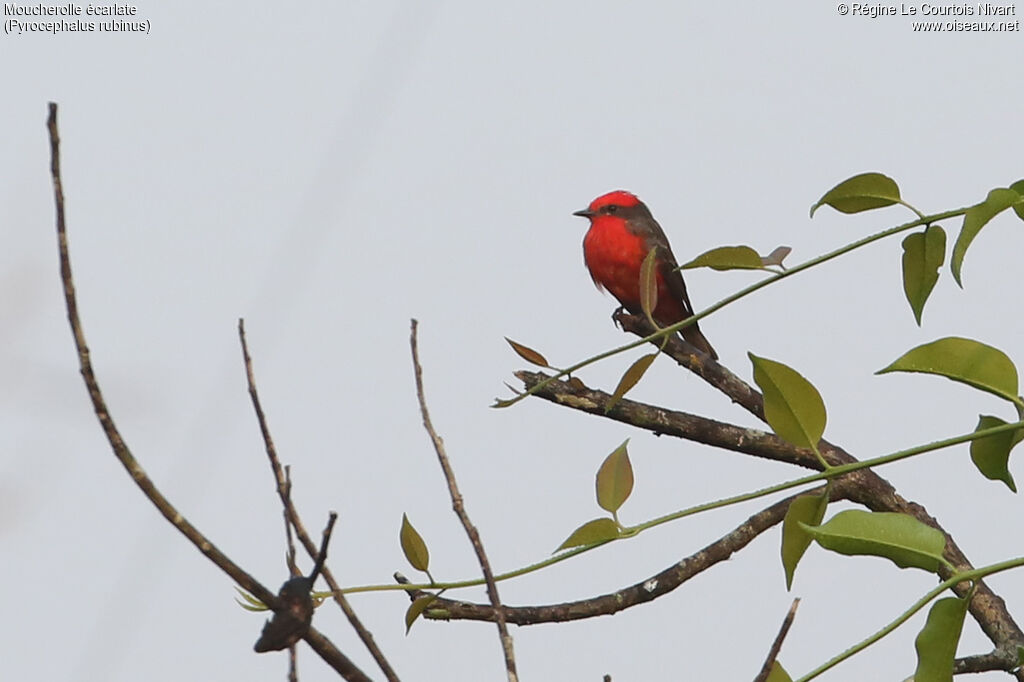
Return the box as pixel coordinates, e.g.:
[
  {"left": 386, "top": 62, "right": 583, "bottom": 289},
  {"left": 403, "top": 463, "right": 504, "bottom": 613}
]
[{"left": 682, "top": 323, "right": 717, "bottom": 360}]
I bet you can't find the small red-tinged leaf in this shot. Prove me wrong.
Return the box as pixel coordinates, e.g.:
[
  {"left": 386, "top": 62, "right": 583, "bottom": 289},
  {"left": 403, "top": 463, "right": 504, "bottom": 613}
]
[
  {"left": 914, "top": 596, "right": 970, "bottom": 682},
  {"left": 951, "top": 188, "right": 1020, "bottom": 286},
  {"left": 556, "top": 518, "right": 621, "bottom": 551},
  {"left": 877, "top": 337, "right": 1019, "bottom": 403},
  {"left": 505, "top": 337, "right": 550, "bottom": 368},
  {"left": 567, "top": 376, "right": 587, "bottom": 391},
  {"left": 606, "top": 353, "right": 657, "bottom": 412},
  {"left": 765, "top": 661, "right": 793, "bottom": 682},
  {"left": 901, "top": 225, "right": 946, "bottom": 325},
  {"left": 596, "top": 440, "right": 634, "bottom": 514},
  {"left": 781, "top": 491, "right": 829, "bottom": 590},
  {"left": 970, "top": 415, "right": 1022, "bottom": 492},
  {"left": 400, "top": 513, "right": 430, "bottom": 573},
  {"left": 750, "top": 354, "right": 827, "bottom": 450},
  {"left": 1010, "top": 180, "right": 1024, "bottom": 221},
  {"left": 761, "top": 246, "right": 792, "bottom": 268},
  {"left": 639, "top": 247, "right": 659, "bottom": 326},
  {"left": 681, "top": 245, "right": 763, "bottom": 271},
  {"left": 810, "top": 172, "right": 901, "bottom": 217},
  {"left": 404, "top": 594, "right": 438, "bottom": 634},
  {"left": 800, "top": 510, "right": 946, "bottom": 573}
]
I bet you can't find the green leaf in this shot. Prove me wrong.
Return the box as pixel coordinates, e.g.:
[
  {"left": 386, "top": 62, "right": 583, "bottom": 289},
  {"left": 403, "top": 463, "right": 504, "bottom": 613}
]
[
  {"left": 400, "top": 513, "right": 430, "bottom": 573},
  {"left": 1010, "top": 180, "right": 1024, "bottom": 222},
  {"left": 639, "top": 247, "right": 659, "bottom": 326},
  {"left": 556, "top": 518, "right": 621, "bottom": 551},
  {"left": 405, "top": 594, "right": 438, "bottom": 634},
  {"left": 765, "top": 661, "right": 793, "bottom": 682},
  {"left": 810, "top": 172, "right": 901, "bottom": 217},
  {"left": 234, "top": 587, "right": 269, "bottom": 612},
  {"left": 781, "top": 491, "right": 829, "bottom": 590},
  {"left": 877, "top": 336, "right": 1019, "bottom": 403},
  {"left": 596, "top": 440, "right": 634, "bottom": 514},
  {"left": 801, "top": 510, "right": 946, "bottom": 572},
  {"left": 606, "top": 353, "right": 657, "bottom": 412},
  {"left": 914, "top": 596, "right": 970, "bottom": 682},
  {"left": 901, "top": 225, "right": 946, "bottom": 325},
  {"left": 951, "top": 188, "right": 1020, "bottom": 286},
  {"left": 761, "top": 246, "right": 792, "bottom": 268},
  {"left": 750, "top": 354, "right": 827, "bottom": 450},
  {"left": 504, "top": 337, "right": 550, "bottom": 368},
  {"left": 682, "top": 245, "right": 764, "bottom": 271},
  {"left": 970, "top": 415, "right": 1022, "bottom": 492}
]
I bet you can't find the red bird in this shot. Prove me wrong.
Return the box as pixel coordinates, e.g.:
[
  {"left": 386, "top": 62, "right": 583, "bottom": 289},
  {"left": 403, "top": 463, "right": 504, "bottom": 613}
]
[{"left": 574, "top": 190, "right": 717, "bottom": 359}]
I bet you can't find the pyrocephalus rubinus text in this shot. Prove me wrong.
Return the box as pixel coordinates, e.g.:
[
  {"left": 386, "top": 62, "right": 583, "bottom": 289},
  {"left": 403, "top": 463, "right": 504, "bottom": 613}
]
[{"left": 574, "top": 190, "right": 717, "bottom": 359}]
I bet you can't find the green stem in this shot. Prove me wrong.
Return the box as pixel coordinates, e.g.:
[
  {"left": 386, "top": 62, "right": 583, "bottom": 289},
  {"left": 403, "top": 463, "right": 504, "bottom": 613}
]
[
  {"left": 809, "top": 442, "right": 831, "bottom": 471},
  {"left": 328, "top": 540, "right": 611, "bottom": 597},
  {"left": 327, "top": 418, "right": 1023, "bottom": 599},
  {"left": 795, "top": 556, "right": 1024, "bottom": 681},
  {"left": 897, "top": 199, "right": 928, "bottom": 220},
  {"left": 629, "top": 418, "right": 1024, "bottom": 534}
]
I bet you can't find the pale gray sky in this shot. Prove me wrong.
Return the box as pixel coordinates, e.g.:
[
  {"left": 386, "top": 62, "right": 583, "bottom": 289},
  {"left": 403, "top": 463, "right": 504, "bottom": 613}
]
[{"left": 3, "top": 2, "right": 1023, "bottom": 680}]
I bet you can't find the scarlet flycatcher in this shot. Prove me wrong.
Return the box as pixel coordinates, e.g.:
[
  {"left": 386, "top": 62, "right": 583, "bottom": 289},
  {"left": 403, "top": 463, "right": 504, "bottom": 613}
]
[{"left": 574, "top": 190, "right": 717, "bottom": 359}]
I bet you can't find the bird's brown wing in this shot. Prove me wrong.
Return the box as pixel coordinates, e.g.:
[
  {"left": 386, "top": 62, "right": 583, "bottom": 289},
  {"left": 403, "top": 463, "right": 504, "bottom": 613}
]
[
  {"left": 641, "top": 217, "right": 696, "bottom": 317},
  {"left": 643, "top": 218, "right": 718, "bottom": 359}
]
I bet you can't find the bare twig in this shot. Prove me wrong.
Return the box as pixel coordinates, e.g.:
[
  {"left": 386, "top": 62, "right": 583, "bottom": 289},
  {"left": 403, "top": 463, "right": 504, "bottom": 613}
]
[
  {"left": 284, "top": 468, "right": 302, "bottom": 578},
  {"left": 238, "top": 319, "right": 400, "bottom": 681},
  {"left": 284, "top": 477, "right": 299, "bottom": 682},
  {"left": 47, "top": 102, "right": 368, "bottom": 681},
  {"left": 409, "top": 319, "right": 518, "bottom": 681},
  {"left": 753, "top": 599, "right": 800, "bottom": 682},
  {"left": 309, "top": 513, "right": 337, "bottom": 584}
]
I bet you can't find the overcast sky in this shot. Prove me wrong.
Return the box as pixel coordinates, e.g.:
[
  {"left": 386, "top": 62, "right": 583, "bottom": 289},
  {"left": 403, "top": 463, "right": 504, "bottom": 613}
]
[{"left": 4, "top": 2, "right": 1023, "bottom": 680}]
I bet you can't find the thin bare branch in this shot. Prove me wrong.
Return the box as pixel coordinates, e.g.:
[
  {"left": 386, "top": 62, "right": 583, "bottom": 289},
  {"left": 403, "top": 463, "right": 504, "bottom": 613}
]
[
  {"left": 952, "top": 648, "right": 1024, "bottom": 675},
  {"left": 288, "top": 647, "right": 298, "bottom": 682},
  {"left": 47, "top": 102, "right": 368, "bottom": 681},
  {"left": 284, "top": 468, "right": 302, "bottom": 578},
  {"left": 517, "top": 370, "right": 821, "bottom": 470},
  {"left": 410, "top": 319, "right": 518, "bottom": 681},
  {"left": 238, "top": 319, "right": 400, "bottom": 681},
  {"left": 753, "top": 598, "right": 800, "bottom": 682}
]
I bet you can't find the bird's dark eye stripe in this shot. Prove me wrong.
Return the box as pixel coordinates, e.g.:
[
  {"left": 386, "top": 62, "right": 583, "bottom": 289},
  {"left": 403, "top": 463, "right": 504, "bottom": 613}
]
[{"left": 605, "top": 205, "right": 618, "bottom": 214}]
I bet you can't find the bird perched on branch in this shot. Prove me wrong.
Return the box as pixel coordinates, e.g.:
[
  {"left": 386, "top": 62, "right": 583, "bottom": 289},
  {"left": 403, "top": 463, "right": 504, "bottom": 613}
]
[{"left": 574, "top": 190, "right": 717, "bottom": 359}]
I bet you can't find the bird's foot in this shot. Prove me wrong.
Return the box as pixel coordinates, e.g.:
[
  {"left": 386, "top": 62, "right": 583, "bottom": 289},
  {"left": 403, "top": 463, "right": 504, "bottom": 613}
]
[{"left": 611, "top": 306, "right": 627, "bottom": 329}]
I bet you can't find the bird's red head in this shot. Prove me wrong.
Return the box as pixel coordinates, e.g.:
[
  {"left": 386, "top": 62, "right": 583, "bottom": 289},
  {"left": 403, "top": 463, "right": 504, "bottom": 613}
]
[{"left": 573, "top": 190, "right": 642, "bottom": 219}]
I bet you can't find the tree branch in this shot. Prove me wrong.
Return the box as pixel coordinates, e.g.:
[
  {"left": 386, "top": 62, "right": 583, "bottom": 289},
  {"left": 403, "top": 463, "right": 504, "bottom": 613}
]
[
  {"left": 516, "top": 370, "right": 820, "bottom": 470},
  {"left": 584, "top": 311, "right": 1024, "bottom": 660},
  {"left": 953, "top": 648, "right": 1024, "bottom": 675},
  {"left": 239, "top": 319, "right": 400, "bottom": 681},
  {"left": 403, "top": 487, "right": 831, "bottom": 624},
  {"left": 753, "top": 599, "right": 800, "bottom": 682},
  {"left": 410, "top": 320, "right": 518, "bottom": 681},
  {"left": 47, "top": 102, "right": 368, "bottom": 681}
]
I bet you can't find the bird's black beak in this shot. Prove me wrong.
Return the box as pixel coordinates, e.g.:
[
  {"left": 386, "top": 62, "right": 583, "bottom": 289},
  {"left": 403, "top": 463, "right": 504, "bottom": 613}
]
[{"left": 573, "top": 208, "right": 594, "bottom": 218}]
